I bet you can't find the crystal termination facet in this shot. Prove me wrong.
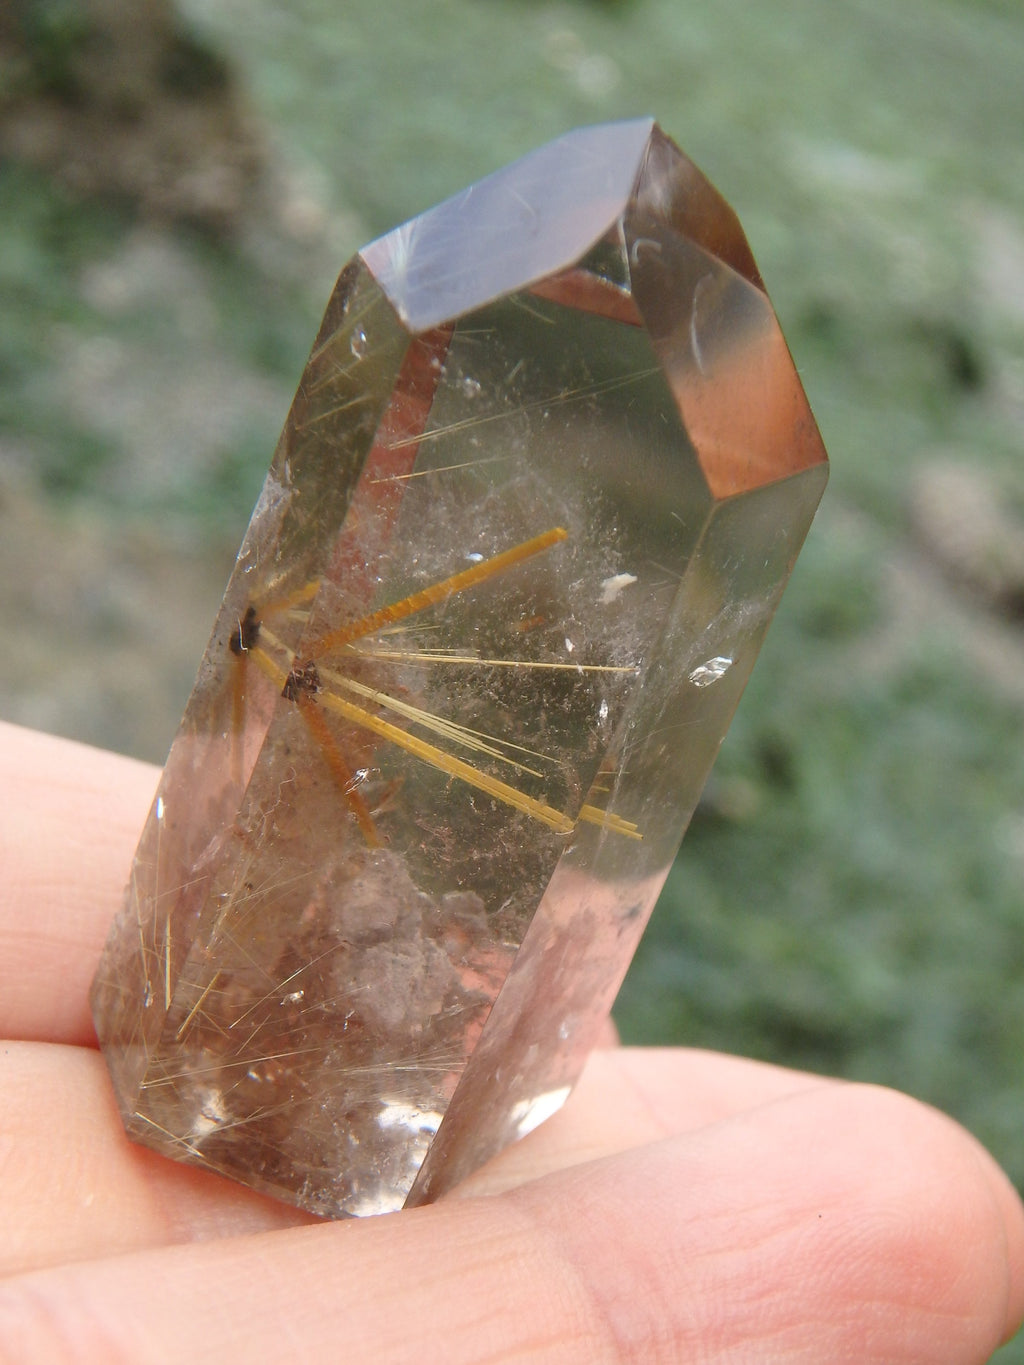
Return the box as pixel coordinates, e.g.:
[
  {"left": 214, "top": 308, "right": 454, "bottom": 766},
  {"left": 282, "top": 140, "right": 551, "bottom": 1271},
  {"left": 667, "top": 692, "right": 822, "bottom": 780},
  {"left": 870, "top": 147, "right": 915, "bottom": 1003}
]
[{"left": 90, "top": 119, "right": 828, "bottom": 1218}]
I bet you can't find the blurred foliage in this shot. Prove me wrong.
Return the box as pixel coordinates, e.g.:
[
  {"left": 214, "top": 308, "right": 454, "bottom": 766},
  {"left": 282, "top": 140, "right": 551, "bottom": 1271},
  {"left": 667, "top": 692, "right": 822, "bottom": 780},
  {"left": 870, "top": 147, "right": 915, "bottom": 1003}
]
[
  {"left": 6, "top": 0, "right": 230, "bottom": 103},
  {"left": 2, "top": 2, "right": 1023, "bottom": 1354},
  {"left": 7, "top": 0, "right": 93, "bottom": 101}
]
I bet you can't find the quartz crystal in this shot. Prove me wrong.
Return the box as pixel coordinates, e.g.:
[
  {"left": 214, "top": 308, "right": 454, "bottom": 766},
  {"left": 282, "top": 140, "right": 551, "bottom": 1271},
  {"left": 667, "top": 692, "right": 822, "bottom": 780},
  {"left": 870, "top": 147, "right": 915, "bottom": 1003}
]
[{"left": 91, "top": 119, "right": 828, "bottom": 1217}]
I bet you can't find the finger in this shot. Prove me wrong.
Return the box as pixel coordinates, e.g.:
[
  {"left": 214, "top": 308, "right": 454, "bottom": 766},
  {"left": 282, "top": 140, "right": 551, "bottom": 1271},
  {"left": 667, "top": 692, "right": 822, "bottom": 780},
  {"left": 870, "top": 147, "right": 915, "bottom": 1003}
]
[
  {"left": 1, "top": 1041, "right": 822, "bottom": 1274},
  {"left": 0, "top": 1043, "right": 318, "bottom": 1277},
  {"left": 453, "top": 1045, "right": 830, "bottom": 1196},
  {"left": 2, "top": 1083, "right": 1021, "bottom": 1364},
  {"left": 0, "top": 723, "right": 158, "bottom": 1044}
]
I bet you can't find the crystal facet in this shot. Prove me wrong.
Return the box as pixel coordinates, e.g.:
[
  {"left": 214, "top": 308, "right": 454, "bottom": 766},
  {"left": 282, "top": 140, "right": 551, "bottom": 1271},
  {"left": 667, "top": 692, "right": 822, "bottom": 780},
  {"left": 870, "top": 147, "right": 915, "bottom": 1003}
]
[{"left": 91, "top": 120, "right": 828, "bottom": 1217}]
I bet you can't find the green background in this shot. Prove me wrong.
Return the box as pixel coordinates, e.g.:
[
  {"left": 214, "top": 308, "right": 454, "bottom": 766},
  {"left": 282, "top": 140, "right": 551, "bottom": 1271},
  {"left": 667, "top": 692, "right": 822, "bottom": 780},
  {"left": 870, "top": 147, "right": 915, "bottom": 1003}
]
[{"left": 2, "top": 2, "right": 1022, "bottom": 1356}]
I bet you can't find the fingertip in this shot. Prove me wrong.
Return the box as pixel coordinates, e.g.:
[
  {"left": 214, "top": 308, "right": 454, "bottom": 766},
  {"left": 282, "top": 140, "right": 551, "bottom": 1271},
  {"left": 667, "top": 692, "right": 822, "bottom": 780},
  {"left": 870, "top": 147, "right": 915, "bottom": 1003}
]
[
  {"left": 508, "top": 1079, "right": 1024, "bottom": 1365},
  {"left": 969, "top": 1132, "right": 1024, "bottom": 1346},
  {"left": 857, "top": 1087, "right": 1024, "bottom": 1354},
  {"left": 789, "top": 1084, "right": 1024, "bottom": 1363}
]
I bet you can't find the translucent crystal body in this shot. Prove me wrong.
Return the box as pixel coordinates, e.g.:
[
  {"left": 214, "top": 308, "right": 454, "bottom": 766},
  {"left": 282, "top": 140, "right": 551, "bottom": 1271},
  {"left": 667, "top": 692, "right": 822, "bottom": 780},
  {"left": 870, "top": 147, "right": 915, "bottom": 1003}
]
[{"left": 91, "top": 119, "right": 828, "bottom": 1217}]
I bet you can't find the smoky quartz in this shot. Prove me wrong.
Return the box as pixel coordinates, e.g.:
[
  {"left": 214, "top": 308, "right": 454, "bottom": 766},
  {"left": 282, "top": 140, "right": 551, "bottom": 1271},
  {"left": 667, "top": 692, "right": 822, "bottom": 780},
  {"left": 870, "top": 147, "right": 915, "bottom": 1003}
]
[{"left": 91, "top": 119, "right": 828, "bottom": 1217}]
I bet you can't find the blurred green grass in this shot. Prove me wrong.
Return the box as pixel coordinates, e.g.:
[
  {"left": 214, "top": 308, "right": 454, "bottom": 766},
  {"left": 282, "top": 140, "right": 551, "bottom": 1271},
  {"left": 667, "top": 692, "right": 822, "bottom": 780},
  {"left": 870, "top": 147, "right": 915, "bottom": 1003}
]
[{"left": 2, "top": 2, "right": 1023, "bottom": 1353}]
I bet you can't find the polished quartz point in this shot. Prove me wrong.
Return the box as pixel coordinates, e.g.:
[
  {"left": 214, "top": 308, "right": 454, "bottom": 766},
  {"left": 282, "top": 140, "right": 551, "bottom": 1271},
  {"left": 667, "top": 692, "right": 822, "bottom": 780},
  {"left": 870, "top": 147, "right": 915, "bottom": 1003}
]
[{"left": 91, "top": 119, "right": 828, "bottom": 1218}]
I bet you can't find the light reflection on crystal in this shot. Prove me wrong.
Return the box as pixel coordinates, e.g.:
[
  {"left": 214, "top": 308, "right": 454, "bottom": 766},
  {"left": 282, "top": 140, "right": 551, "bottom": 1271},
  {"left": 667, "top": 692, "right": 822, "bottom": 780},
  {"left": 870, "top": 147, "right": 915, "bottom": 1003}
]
[
  {"left": 599, "top": 572, "right": 638, "bottom": 604},
  {"left": 377, "top": 1102, "right": 443, "bottom": 1138},
  {"left": 91, "top": 119, "right": 827, "bottom": 1218},
  {"left": 689, "top": 656, "right": 734, "bottom": 687},
  {"left": 511, "top": 1087, "right": 572, "bottom": 1138}
]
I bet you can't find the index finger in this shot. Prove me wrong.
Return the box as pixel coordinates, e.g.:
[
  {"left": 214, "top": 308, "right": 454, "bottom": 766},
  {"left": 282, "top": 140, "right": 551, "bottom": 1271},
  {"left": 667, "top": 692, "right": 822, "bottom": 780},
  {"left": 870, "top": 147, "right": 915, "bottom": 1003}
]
[{"left": 0, "top": 721, "right": 158, "bottom": 1044}]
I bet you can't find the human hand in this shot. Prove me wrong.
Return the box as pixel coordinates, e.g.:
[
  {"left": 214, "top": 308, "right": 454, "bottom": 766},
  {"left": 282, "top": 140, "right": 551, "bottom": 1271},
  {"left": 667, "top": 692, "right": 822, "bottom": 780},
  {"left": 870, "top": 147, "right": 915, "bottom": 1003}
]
[{"left": 1, "top": 720, "right": 1022, "bottom": 1363}]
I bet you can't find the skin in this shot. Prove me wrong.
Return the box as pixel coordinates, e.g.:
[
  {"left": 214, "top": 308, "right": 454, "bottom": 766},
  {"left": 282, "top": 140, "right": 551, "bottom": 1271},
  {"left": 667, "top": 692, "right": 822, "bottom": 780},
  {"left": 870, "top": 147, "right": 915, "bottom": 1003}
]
[{"left": 0, "top": 718, "right": 1022, "bottom": 1364}]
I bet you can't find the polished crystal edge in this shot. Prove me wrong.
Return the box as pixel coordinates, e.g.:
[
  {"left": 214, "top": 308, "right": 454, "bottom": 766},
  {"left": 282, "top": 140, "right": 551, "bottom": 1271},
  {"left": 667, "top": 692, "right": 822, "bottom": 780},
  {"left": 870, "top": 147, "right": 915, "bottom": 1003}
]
[{"left": 90, "top": 119, "right": 828, "bottom": 1218}]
